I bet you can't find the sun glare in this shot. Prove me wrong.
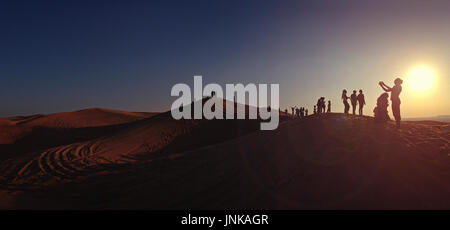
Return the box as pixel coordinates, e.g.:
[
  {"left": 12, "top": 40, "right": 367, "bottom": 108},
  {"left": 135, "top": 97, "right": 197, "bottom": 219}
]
[{"left": 407, "top": 66, "right": 436, "bottom": 93}]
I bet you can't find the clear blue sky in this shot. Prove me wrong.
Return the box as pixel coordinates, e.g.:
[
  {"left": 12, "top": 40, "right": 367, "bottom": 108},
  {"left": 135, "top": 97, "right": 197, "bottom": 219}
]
[{"left": 1, "top": 0, "right": 449, "bottom": 117}]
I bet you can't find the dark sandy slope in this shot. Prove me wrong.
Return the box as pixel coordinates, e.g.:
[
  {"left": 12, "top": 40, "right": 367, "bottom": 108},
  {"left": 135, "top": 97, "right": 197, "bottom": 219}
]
[{"left": 0, "top": 109, "right": 449, "bottom": 209}]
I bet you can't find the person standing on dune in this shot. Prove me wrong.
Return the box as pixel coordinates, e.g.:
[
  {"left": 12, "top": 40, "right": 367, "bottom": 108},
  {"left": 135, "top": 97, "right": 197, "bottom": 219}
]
[
  {"left": 317, "top": 98, "right": 322, "bottom": 114},
  {"left": 327, "top": 100, "right": 331, "bottom": 113},
  {"left": 350, "top": 90, "right": 358, "bottom": 115},
  {"left": 357, "top": 90, "right": 366, "bottom": 115},
  {"left": 320, "top": 97, "right": 326, "bottom": 113},
  {"left": 379, "top": 78, "right": 403, "bottom": 128},
  {"left": 342, "top": 90, "right": 350, "bottom": 115}
]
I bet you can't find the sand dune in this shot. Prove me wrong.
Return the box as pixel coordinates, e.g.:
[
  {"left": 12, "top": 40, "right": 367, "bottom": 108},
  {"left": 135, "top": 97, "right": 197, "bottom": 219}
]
[
  {"left": 1, "top": 108, "right": 156, "bottom": 128},
  {"left": 0, "top": 101, "right": 449, "bottom": 209},
  {"left": 0, "top": 108, "right": 157, "bottom": 145}
]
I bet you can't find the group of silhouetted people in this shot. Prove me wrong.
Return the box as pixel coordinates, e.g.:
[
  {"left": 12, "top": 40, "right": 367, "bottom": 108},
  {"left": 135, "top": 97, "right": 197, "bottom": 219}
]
[
  {"left": 283, "top": 77, "right": 403, "bottom": 128},
  {"left": 341, "top": 77, "right": 403, "bottom": 128},
  {"left": 341, "top": 89, "right": 365, "bottom": 115},
  {"left": 315, "top": 97, "right": 331, "bottom": 114},
  {"left": 289, "top": 106, "right": 308, "bottom": 118},
  {"left": 374, "top": 78, "right": 403, "bottom": 128},
  {"left": 311, "top": 99, "right": 331, "bottom": 115}
]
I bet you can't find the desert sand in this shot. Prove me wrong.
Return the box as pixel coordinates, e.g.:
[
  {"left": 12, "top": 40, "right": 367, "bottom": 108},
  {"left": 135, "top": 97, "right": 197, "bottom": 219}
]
[{"left": 0, "top": 102, "right": 449, "bottom": 209}]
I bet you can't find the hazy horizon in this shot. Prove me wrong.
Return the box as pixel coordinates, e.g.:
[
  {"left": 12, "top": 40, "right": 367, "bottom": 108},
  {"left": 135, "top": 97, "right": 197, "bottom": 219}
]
[
  {"left": 1, "top": 101, "right": 449, "bottom": 120},
  {"left": 1, "top": 0, "right": 449, "bottom": 118}
]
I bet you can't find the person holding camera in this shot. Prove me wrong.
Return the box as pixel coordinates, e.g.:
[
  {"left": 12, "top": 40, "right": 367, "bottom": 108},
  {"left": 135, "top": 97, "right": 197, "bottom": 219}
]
[{"left": 379, "top": 78, "right": 403, "bottom": 128}]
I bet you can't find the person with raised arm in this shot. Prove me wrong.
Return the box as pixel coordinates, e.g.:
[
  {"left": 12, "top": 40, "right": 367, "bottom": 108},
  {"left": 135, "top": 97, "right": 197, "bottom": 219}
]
[{"left": 379, "top": 78, "right": 403, "bottom": 128}]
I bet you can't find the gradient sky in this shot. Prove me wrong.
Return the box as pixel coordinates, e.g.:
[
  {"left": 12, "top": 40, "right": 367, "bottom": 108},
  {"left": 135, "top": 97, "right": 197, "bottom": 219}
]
[{"left": 1, "top": 0, "right": 449, "bottom": 117}]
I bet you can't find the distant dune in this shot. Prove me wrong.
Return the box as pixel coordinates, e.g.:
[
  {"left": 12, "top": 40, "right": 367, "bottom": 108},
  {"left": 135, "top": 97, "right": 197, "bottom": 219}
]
[
  {"left": 2, "top": 108, "right": 157, "bottom": 128},
  {"left": 0, "top": 108, "right": 157, "bottom": 145},
  {"left": 404, "top": 115, "right": 450, "bottom": 123},
  {"left": 0, "top": 102, "right": 449, "bottom": 209}
]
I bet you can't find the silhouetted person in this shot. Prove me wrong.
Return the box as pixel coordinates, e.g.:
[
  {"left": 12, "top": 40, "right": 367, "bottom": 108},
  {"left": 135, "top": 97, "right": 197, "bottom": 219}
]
[
  {"left": 342, "top": 90, "right": 350, "bottom": 114},
  {"left": 350, "top": 90, "right": 358, "bottom": 115},
  {"left": 373, "top": 92, "right": 390, "bottom": 122},
  {"left": 316, "top": 98, "right": 322, "bottom": 114},
  {"left": 300, "top": 107, "right": 305, "bottom": 118},
  {"left": 320, "top": 97, "right": 326, "bottom": 114},
  {"left": 285, "top": 108, "right": 288, "bottom": 115},
  {"left": 313, "top": 105, "right": 317, "bottom": 115},
  {"left": 357, "top": 89, "right": 365, "bottom": 115},
  {"left": 379, "top": 78, "right": 403, "bottom": 128},
  {"left": 296, "top": 107, "right": 300, "bottom": 118},
  {"left": 327, "top": 100, "right": 331, "bottom": 113},
  {"left": 305, "top": 109, "right": 308, "bottom": 116},
  {"left": 291, "top": 107, "right": 295, "bottom": 119}
]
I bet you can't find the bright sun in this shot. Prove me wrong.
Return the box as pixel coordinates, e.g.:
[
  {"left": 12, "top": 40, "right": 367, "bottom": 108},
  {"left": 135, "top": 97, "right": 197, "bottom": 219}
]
[{"left": 407, "top": 66, "right": 436, "bottom": 92}]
